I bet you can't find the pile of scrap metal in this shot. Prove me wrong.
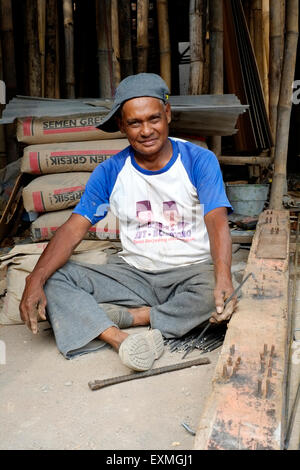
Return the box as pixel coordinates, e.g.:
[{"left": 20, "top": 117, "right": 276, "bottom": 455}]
[{"left": 164, "top": 322, "right": 226, "bottom": 356}]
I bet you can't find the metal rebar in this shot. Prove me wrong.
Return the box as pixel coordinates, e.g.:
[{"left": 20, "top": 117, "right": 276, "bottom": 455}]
[
  {"left": 206, "top": 340, "right": 224, "bottom": 353},
  {"left": 89, "top": 357, "right": 211, "bottom": 391},
  {"left": 181, "top": 422, "right": 196, "bottom": 436},
  {"left": 182, "top": 273, "right": 253, "bottom": 359}
]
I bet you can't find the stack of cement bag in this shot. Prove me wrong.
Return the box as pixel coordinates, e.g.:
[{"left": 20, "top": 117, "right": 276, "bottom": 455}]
[{"left": 18, "top": 113, "right": 129, "bottom": 242}]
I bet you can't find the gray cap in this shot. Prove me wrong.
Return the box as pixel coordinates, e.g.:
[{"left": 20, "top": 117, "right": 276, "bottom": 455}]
[{"left": 96, "top": 73, "right": 170, "bottom": 133}]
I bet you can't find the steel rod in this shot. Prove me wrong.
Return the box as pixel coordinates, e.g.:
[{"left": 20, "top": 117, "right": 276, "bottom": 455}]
[{"left": 89, "top": 357, "right": 210, "bottom": 391}]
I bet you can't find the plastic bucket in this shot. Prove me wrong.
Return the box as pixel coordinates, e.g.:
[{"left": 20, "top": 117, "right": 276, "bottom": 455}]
[{"left": 225, "top": 183, "right": 269, "bottom": 216}]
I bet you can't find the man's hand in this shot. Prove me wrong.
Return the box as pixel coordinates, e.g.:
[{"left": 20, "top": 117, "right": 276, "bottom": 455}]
[
  {"left": 19, "top": 214, "right": 92, "bottom": 334},
  {"left": 204, "top": 207, "right": 237, "bottom": 325},
  {"left": 19, "top": 275, "right": 47, "bottom": 334},
  {"left": 210, "top": 278, "right": 237, "bottom": 324}
]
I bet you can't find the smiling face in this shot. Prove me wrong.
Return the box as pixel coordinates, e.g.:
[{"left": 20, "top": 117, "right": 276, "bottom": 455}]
[{"left": 118, "top": 97, "right": 172, "bottom": 161}]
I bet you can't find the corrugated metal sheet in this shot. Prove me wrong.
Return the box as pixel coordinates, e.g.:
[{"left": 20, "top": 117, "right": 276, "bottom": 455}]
[{"left": 0, "top": 94, "right": 248, "bottom": 136}]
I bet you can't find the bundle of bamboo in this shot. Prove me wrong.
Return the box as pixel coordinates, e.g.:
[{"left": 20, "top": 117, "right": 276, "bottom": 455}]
[{"left": 270, "top": 0, "right": 299, "bottom": 209}]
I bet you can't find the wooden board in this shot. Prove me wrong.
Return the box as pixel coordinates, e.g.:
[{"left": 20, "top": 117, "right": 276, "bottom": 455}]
[{"left": 194, "top": 209, "right": 290, "bottom": 450}]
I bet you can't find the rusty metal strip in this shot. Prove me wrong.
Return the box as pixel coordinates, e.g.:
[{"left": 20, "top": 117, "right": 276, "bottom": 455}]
[{"left": 194, "top": 210, "right": 290, "bottom": 450}]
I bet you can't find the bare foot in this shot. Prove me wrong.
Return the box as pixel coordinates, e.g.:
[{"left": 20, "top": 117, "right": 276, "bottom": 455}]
[
  {"left": 128, "top": 306, "right": 151, "bottom": 327},
  {"left": 99, "top": 326, "right": 129, "bottom": 351}
]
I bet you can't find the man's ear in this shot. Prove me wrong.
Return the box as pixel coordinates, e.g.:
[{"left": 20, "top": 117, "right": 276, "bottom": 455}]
[
  {"left": 165, "top": 102, "right": 172, "bottom": 124},
  {"left": 116, "top": 114, "right": 124, "bottom": 133}
]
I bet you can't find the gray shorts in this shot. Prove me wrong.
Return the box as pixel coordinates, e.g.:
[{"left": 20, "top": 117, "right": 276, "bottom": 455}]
[{"left": 44, "top": 254, "right": 215, "bottom": 358}]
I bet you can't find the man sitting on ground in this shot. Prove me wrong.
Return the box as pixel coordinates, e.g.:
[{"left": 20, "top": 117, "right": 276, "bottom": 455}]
[{"left": 20, "top": 73, "right": 236, "bottom": 371}]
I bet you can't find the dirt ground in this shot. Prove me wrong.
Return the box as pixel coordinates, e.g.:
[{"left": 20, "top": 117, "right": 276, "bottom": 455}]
[{"left": 0, "top": 248, "right": 250, "bottom": 451}]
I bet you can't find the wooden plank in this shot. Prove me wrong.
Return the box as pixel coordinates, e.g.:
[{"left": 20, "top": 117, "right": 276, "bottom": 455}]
[
  {"left": 194, "top": 209, "right": 290, "bottom": 450},
  {"left": 256, "top": 226, "right": 288, "bottom": 259},
  {"left": 231, "top": 234, "right": 254, "bottom": 244},
  {"left": 218, "top": 156, "right": 270, "bottom": 166}
]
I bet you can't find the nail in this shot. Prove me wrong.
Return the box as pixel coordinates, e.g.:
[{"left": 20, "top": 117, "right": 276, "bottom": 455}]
[
  {"left": 266, "top": 379, "right": 271, "bottom": 398},
  {"left": 227, "top": 356, "right": 233, "bottom": 366},
  {"left": 236, "top": 356, "right": 241, "bottom": 365},
  {"left": 268, "top": 368, "right": 272, "bottom": 378},
  {"left": 230, "top": 344, "right": 235, "bottom": 355},
  {"left": 268, "top": 358, "right": 272, "bottom": 368},
  {"left": 222, "top": 365, "right": 228, "bottom": 378},
  {"left": 264, "top": 344, "right": 268, "bottom": 356},
  {"left": 270, "top": 345, "right": 275, "bottom": 357},
  {"left": 260, "top": 361, "right": 265, "bottom": 373},
  {"left": 257, "top": 379, "right": 262, "bottom": 397},
  {"left": 260, "top": 352, "right": 264, "bottom": 361}
]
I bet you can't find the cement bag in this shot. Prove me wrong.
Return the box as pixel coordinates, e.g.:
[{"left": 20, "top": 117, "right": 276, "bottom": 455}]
[
  {"left": 21, "top": 139, "right": 129, "bottom": 174},
  {"left": 22, "top": 172, "right": 91, "bottom": 212},
  {"left": 0, "top": 240, "right": 117, "bottom": 325},
  {"left": 30, "top": 209, "right": 120, "bottom": 241},
  {"left": 17, "top": 114, "right": 123, "bottom": 144}
]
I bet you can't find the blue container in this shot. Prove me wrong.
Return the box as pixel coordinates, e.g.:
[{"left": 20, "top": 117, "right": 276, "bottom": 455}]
[{"left": 225, "top": 183, "right": 269, "bottom": 216}]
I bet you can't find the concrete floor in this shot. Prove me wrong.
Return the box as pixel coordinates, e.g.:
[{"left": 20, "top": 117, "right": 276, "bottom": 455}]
[
  {"left": 0, "top": 323, "right": 220, "bottom": 450},
  {"left": 0, "top": 247, "right": 249, "bottom": 450}
]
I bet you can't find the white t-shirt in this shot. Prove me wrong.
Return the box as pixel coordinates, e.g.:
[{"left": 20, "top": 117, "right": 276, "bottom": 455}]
[{"left": 73, "top": 138, "right": 232, "bottom": 271}]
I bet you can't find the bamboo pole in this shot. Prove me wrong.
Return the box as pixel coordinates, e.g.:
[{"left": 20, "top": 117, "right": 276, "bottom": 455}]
[
  {"left": 189, "top": 0, "right": 205, "bottom": 95},
  {"left": 55, "top": 2, "right": 60, "bottom": 98},
  {"left": 119, "top": 0, "right": 133, "bottom": 78},
  {"left": 63, "top": 0, "right": 75, "bottom": 98},
  {"left": 26, "top": 0, "right": 42, "bottom": 96},
  {"left": 0, "top": 1, "right": 16, "bottom": 164},
  {"left": 262, "top": 0, "right": 269, "bottom": 114},
  {"left": 137, "top": 0, "right": 149, "bottom": 73},
  {"left": 96, "top": 0, "right": 113, "bottom": 98},
  {"left": 202, "top": 2, "right": 210, "bottom": 95},
  {"left": 251, "top": 1, "right": 264, "bottom": 90},
  {"left": 37, "top": 0, "right": 46, "bottom": 97},
  {"left": 45, "top": 0, "right": 59, "bottom": 98},
  {"left": 209, "top": 0, "right": 223, "bottom": 156},
  {"left": 243, "top": 0, "right": 252, "bottom": 28},
  {"left": 157, "top": 0, "right": 171, "bottom": 91},
  {"left": 269, "top": 0, "right": 298, "bottom": 210},
  {"left": 269, "top": 0, "right": 285, "bottom": 144},
  {"left": 218, "top": 156, "right": 271, "bottom": 166},
  {"left": 0, "top": 42, "right": 6, "bottom": 169},
  {"left": 111, "top": 0, "right": 121, "bottom": 88},
  {"left": 0, "top": 0, "right": 17, "bottom": 100}
]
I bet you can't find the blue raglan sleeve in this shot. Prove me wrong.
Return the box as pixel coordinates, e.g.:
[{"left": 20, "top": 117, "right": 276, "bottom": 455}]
[
  {"left": 72, "top": 164, "right": 110, "bottom": 225},
  {"left": 192, "top": 147, "right": 232, "bottom": 216},
  {"left": 73, "top": 148, "right": 129, "bottom": 225}
]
